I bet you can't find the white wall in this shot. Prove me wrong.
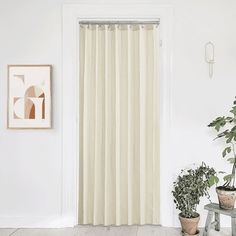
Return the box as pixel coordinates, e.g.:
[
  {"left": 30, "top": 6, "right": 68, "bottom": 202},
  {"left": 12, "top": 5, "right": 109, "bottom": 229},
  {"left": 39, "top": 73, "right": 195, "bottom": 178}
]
[
  {"left": 0, "top": 0, "right": 236, "bottom": 228},
  {"left": 168, "top": 0, "right": 236, "bottom": 227},
  {"left": 0, "top": 0, "right": 63, "bottom": 227}
]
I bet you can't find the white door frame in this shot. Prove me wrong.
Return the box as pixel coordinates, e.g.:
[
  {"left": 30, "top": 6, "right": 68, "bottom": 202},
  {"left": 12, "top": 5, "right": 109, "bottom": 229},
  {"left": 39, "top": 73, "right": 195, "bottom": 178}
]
[{"left": 62, "top": 3, "right": 173, "bottom": 226}]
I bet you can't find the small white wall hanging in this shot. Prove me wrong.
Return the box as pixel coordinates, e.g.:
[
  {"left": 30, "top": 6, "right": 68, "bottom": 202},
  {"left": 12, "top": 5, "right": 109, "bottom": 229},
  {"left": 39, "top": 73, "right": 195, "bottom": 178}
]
[{"left": 205, "top": 42, "right": 215, "bottom": 78}]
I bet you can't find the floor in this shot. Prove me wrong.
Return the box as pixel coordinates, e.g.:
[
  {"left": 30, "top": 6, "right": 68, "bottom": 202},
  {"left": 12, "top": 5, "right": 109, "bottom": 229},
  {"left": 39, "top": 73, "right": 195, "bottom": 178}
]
[{"left": 0, "top": 226, "right": 231, "bottom": 236}]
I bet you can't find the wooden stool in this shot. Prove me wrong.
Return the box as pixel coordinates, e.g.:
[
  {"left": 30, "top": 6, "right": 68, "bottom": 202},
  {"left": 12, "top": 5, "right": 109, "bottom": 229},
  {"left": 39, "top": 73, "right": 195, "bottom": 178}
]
[{"left": 204, "top": 203, "right": 236, "bottom": 236}]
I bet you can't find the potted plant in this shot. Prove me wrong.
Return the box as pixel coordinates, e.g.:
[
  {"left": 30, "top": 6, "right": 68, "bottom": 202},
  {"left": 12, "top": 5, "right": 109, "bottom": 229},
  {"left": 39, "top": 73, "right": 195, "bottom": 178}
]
[
  {"left": 208, "top": 97, "right": 236, "bottom": 209},
  {"left": 172, "top": 163, "right": 217, "bottom": 235}
]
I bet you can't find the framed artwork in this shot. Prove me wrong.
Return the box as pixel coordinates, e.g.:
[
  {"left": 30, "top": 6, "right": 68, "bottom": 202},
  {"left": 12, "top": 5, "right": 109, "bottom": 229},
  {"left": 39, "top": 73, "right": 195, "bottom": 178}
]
[{"left": 8, "top": 65, "right": 52, "bottom": 129}]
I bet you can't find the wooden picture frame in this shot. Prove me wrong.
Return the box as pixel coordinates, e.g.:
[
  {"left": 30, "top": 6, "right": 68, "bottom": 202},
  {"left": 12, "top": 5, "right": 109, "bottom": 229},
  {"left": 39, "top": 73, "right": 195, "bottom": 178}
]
[{"left": 7, "top": 65, "right": 52, "bottom": 129}]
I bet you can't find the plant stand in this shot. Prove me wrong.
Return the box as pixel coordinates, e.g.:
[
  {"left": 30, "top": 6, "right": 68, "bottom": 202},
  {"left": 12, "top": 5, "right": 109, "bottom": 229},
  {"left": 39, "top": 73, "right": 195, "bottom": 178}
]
[{"left": 203, "top": 203, "right": 236, "bottom": 236}]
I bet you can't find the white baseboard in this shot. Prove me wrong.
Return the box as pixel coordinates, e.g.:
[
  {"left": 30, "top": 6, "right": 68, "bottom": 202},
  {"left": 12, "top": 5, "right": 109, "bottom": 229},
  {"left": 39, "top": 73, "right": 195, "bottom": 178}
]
[{"left": 0, "top": 215, "right": 76, "bottom": 228}]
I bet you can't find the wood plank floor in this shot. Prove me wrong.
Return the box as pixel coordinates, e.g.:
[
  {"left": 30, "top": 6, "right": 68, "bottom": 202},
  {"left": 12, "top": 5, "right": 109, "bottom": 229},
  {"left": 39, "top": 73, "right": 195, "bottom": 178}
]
[{"left": 0, "top": 226, "right": 231, "bottom": 236}]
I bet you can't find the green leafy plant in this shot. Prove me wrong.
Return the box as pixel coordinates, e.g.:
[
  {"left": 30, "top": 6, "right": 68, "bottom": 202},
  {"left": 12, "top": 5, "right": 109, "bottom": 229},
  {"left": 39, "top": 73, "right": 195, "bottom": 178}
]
[
  {"left": 172, "top": 163, "right": 217, "bottom": 218},
  {"left": 208, "top": 97, "right": 236, "bottom": 189}
]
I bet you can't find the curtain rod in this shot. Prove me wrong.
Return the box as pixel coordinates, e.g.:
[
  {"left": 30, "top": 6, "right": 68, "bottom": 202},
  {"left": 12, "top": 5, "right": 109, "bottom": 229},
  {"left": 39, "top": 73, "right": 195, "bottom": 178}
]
[{"left": 79, "top": 21, "right": 160, "bottom": 25}]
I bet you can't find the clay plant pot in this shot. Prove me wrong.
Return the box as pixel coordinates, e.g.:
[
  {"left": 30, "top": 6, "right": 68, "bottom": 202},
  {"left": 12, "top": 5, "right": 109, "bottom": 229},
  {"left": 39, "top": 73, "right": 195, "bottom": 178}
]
[
  {"left": 179, "top": 213, "right": 200, "bottom": 235},
  {"left": 216, "top": 186, "right": 236, "bottom": 210},
  {"left": 182, "top": 230, "right": 200, "bottom": 236}
]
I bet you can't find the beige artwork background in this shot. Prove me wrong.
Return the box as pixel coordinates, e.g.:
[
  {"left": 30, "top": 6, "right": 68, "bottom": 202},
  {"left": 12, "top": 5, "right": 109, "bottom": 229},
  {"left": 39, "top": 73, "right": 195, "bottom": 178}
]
[{"left": 8, "top": 65, "right": 52, "bottom": 129}]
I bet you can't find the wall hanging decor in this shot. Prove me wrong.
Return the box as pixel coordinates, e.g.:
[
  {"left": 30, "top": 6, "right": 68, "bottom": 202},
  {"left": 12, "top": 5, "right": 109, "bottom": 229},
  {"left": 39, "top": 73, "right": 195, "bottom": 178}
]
[
  {"left": 8, "top": 65, "right": 52, "bottom": 129},
  {"left": 205, "top": 41, "right": 215, "bottom": 78}
]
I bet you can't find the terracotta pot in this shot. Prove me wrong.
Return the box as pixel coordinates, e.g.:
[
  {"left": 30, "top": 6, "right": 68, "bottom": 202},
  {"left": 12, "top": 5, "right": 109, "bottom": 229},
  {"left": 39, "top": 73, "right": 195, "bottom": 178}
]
[
  {"left": 182, "top": 230, "right": 200, "bottom": 236},
  {"left": 216, "top": 187, "right": 236, "bottom": 210},
  {"left": 179, "top": 213, "right": 200, "bottom": 235}
]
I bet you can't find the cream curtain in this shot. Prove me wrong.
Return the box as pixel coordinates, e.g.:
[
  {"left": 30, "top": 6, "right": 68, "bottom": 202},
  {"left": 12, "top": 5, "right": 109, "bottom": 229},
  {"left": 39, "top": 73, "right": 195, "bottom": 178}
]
[{"left": 79, "top": 23, "right": 160, "bottom": 225}]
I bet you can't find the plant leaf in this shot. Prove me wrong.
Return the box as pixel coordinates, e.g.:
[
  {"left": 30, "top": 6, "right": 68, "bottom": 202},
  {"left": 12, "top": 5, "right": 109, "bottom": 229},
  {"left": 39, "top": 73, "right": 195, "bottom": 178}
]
[
  {"left": 227, "top": 158, "right": 236, "bottom": 164},
  {"left": 230, "top": 106, "right": 236, "bottom": 116},
  {"left": 222, "top": 147, "right": 231, "bottom": 157},
  {"left": 224, "top": 174, "right": 233, "bottom": 182},
  {"left": 208, "top": 175, "right": 219, "bottom": 187}
]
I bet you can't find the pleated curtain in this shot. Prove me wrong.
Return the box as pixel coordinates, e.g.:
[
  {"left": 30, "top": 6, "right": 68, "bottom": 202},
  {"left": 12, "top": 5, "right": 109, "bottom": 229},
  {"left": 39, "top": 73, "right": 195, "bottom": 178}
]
[{"left": 79, "top": 23, "right": 160, "bottom": 225}]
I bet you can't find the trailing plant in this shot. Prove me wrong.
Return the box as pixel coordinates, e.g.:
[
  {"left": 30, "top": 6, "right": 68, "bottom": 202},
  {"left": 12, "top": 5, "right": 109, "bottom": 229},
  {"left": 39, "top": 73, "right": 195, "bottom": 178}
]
[
  {"left": 172, "top": 163, "right": 217, "bottom": 218},
  {"left": 208, "top": 97, "right": 236, "bottom": 190}
]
